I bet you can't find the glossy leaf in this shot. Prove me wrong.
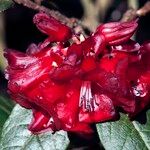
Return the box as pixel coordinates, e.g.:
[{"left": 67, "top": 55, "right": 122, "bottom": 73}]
[
  {"left": 0, "top": 95, "right": 14, "bottom": 135},
  {"left": 97, "top": 112, "right": 150, "bottom": 150},
  {"left": 0, "top": 105, "right": 69, "bottom": 150}
]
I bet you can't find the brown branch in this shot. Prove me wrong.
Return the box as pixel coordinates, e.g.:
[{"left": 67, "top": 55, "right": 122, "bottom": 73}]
[
  {"left": 137, "top": 1, "right": 150, "bottom": 16},
  {"left": 121, "top": 8, "right": 137, "bottom": 22},
  {"left": 81, "top": 0, "right": 99, "bottom": 31},
  {"left": 81, "top": 0, "right": 113, "bottom": 31},
  {"left": 121, "top": 1, "right": 150, "bottom": 21},
  {"left": 34, "top": 0, "right": 42, "bottom": 5},
  {"left": 13, "top": 0, "right": 80, "bottom": 28}
]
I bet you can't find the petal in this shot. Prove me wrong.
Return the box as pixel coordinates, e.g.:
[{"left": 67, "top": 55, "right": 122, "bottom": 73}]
[
  {"left": 111, "top": 40, "right": 140, "bottom": 53},
  {"left": 67, "top": 123, "right": 93, "bottom": 133},
  {"left": 33, "top": 13, "right": 72, "bottom": 42},
  {"left": 81, "top": 56, "right": 96, "bottom": 72},
  {"left": 96, "top": 20, "right": 138, "bottom": 45},
  {"left": 28, "top": 110, "right": 54, "bottom": 134},
  {"left": 4, "top": 49, "right": 37, "bottom": 69},
  {"left": 79, "top": 94, "right": 117, "bottom": 123}
]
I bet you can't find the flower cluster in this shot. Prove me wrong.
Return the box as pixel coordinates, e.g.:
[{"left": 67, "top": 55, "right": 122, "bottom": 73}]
[{"left": 5, "top": 13, "right": 150, "bottom": 134}]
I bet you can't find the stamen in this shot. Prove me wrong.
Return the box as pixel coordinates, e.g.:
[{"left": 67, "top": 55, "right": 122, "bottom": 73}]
[
  {"left": 79, "top": 81, "right": 94, "bottom": 112},
  {"left": 52, "top": 61, "right": 58, "bottom": 67},
  {"left": 47, "top": 117, "right": 54, "bottom": 127},
  {"left": 132, "top": 80, "right": 148, "bottom": 97},
  {"left": 80, "top": 34, "right": 85, "bottom": 42}
]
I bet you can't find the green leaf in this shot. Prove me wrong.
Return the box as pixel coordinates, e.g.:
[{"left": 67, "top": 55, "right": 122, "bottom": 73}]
[
  {"left": 0, "top": 105, "right": 69, "bottom": 150},
  {"left": 0, "top": 95, "right": 14, "bottom": 135},
  {"left": 0, "top": 0, "right": 13, "bottom": 12},
  {"left": 96, "top": 112, "right": 150, "bottom": 150}
]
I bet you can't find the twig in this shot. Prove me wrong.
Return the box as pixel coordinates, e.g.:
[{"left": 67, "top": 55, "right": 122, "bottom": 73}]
[
  {"left": 13, "top": 0, "right": 80, "bottom": 28},
  {"left": 81, "top": 0, "right": 99, "bottom": 31},
  {"left": 81, "top": 0, "right": 113, "bottom": 31},
  {"left": 121, "top": 1, "right": 150, "bottom": 21},
  {"left": 121, "top": 8, "right": 137, "bottom": 22},
  {"left": 137, "top": 1, "right": 150, "bottom": 16},
  {"left": 127, "top": 0, "right": 138, "bottom": 9},
  {"left": 34, "top": 0, "right": 42, "bottom": 5},
  {"left": 13, "top": 0, "right": 150, "bottom": 33}
]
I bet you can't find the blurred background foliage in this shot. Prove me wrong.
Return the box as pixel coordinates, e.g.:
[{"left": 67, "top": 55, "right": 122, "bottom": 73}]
[{"left": 0, "top": 0, "right": 150, "bottom": 148}]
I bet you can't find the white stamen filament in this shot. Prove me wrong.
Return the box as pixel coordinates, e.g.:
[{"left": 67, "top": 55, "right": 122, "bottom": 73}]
[
  {"left": 132, "top": 80, "right": 148, "bottom": 97},
  {"left": 52, "top": 61, "right": 58, "bottom": 67},
  {"left": 79, "top": 81, "right": 95, "bottom": 112},
  {"left": 80, "top": 34, "right": 85, "bottom": 42},
  {"left": 47, "top": 117, "right": 54, "bottom": 127}
]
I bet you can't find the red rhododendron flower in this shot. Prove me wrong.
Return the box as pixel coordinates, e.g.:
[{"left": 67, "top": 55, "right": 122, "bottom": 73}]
[{"left": 5, "top": 12, "right": 150, "bottom": 134}]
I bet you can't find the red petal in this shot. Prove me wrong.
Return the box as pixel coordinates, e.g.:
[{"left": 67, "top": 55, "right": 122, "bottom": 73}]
[
  {"left": 111, "top": 40, "right": 140, "bottom": 52},
  {"left": 67, "top": 123, "right": 93, "bottom": 133},
  {"left": 79, "top": 94, "right": 116, "bottom": 123},
  {"left": 96, "top": 20, "right": 138, "bottom": 45},
  {"left": 28, "top": 110, "right": 54, "bottom": 134},
  {"left": 33, "top": 13, "right": 72, "bottom": 42},
  {"left": 81, "top": 56, "right": 96, "bottom": 72}
]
